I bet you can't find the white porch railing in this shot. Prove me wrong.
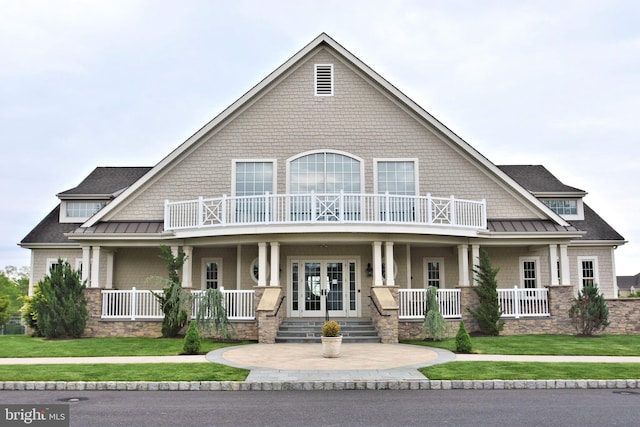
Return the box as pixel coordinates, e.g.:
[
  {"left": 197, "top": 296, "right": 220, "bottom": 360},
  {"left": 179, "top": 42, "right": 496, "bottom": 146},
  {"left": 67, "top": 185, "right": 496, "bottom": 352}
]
[
  {"left": 498, "top": 286, "right": 550, "bottom": 318},
  {"left": 101, "top": 288, "right": 255, "bottom": 321},
  {"left": 165, "top": 192, "right": 486, "bottom": 231},
  {"left": 398, "top": 289, "right": 461, "bottom": 319}
]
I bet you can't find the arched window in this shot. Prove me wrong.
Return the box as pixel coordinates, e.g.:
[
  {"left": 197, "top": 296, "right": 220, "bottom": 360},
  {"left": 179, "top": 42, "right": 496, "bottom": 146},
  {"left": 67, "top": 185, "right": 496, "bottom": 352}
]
[{"left": 289, "top": 151, "right": 361, "bottom": 194}]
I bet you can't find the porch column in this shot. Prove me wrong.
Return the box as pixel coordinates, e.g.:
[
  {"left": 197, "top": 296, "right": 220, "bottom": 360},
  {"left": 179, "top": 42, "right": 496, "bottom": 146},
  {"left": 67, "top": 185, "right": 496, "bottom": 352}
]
[
  {"left": 384, "top": 241, "right": 395, "bottom": 286},
  {"left": 372, "top": 241, "right": 383, "bottom": 286},
  {"left": 559, "top": 244, "right": 570, "bottom": 286},
  {"left": 182, "top": 246, "right": 193, "bottom": 288},
  {"left": 90, "top": 246, "right": 101, "bottom": 288},
  {"left": 171, "top": 246, "right": 179, "bottom": 258},
  {"left": 258, "top": 242, "right": 268, "bottom": 287},
  {"left": 458, "top": 244, "right": 470, "bottom": 287},
  {"left": 81, "top": 246, "right": 91, "bottom": 285},
  {"left": 471, "top": 244, "right": 480, "bottom": 285},
  {"left": 270, "top": 242, "right": 280, "bottom": 286},
  {"left": 549, "top": 244, "right": 559, "bottom": 286},
  {"left": 105, "top": 251, "right": 114, "bottom": 289}
]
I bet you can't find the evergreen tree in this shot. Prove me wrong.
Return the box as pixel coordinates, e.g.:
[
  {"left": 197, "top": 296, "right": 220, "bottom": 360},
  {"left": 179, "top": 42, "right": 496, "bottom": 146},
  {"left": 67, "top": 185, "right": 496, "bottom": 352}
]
[
  {"left": 194, "top": 288, "right": 234, "bottom": 340},
  {"left": 569, "top": 285, "right": 610, "bottom": 336},
  {"left": 468, "top": 250, "right": 504, "bottom": 336},
  {"left": 154, "top": 245, "right": 188, "bottom": 338},
  {"left": 455, "top": 321, "right": 473, "bottom": 353},
  {"left": 33, "top": 259, "right": 87, "bottom": 339},
  {"left": 183, "top": 321, "right": 202, "bottom": 354},
  {"left": 422, "top": 286, "right": 449, "bottom": 341}
]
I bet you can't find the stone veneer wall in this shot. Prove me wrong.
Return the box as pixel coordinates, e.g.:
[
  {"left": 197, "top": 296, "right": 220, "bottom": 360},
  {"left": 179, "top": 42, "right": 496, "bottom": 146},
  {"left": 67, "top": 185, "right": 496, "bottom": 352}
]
[
  {"left": 255, "top": 286, "right": 286, "bottom": 344},
  {"left": 398, "top": 285, "right": 640, "bottom": 340},
  {"left": 370, "top": 287, "right": 399, "bottom": 343},
  {"left": 83, "top": 288, "right": 258, "bottom": 340}
]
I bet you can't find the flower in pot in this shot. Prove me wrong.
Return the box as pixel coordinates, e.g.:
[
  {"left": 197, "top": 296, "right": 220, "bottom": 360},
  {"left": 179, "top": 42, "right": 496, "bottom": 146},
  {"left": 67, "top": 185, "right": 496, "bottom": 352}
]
[{"left": 321, "top": 320, "right": 342, "bottom": 358}]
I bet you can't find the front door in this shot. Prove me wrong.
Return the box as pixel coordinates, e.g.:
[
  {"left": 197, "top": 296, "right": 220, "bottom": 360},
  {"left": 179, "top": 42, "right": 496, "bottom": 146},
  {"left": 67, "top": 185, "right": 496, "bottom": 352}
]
[{"left": 290, "top": 259, "right": 359, "bottom": 318}]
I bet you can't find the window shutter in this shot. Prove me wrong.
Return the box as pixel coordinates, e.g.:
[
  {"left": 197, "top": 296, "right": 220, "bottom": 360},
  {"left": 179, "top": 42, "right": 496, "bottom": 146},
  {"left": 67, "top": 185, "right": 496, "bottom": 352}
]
[{"left": 315, "top": 64, "right": 333, "bottom": 96}]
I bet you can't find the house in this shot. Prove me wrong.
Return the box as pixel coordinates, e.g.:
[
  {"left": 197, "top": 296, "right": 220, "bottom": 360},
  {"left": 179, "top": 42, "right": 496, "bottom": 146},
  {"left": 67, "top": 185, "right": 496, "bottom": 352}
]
[
  {"left": 20, "top": 33, "right": 629, "bottom": 341},
  {"left": 617, "top": 273, "right": 640, "bottom": 296}
]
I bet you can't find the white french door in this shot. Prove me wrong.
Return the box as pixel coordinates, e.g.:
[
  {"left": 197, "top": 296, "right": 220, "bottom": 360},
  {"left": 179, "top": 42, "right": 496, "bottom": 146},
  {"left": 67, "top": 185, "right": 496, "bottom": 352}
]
[{"left": 289, "top": 259, "right": 359, "bottom": 318}]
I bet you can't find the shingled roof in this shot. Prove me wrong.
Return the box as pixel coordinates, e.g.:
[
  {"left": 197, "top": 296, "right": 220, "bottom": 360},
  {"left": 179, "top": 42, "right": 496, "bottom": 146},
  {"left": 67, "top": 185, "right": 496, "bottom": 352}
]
[
  {"left": 57, "top": 167, "right": 151, "bottom": 197},
  {"left": 500, "top": 165, "right": 624, "bottom": 242},
  {"left": 498, "top": 165, "right": 585, "bottom": 194},
  {"left": 21, "top": 167, "right": 152, "bottom": 245}
]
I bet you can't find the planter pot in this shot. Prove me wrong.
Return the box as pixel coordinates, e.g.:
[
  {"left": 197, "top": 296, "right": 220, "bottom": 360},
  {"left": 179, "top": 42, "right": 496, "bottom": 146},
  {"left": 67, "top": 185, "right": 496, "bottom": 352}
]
[{"left": 321, "top": 335, "right": 342, "bottom": 358}]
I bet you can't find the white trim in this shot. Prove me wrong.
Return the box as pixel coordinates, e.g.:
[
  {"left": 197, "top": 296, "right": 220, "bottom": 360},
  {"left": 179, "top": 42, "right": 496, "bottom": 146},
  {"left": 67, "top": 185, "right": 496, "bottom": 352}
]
[
  {"left": 314, "top": 63, "right": 334, "bottom": 96},
  {"left": 232, "top": 159, "right": 277, "bottom": 197},
  {"left": 201, "top": 257, "right": 223, "bottom": 290},
  {"left": 373, "top": 158, "right": 419, "bottom": 195},
  {"left": 423, "top": 257, "right": 445, "bottom": 289},
  {"left": 286, "top": 149, "right": 365, "bottom": 194},
  {"left": 250, "top": 256, "right": 270, "bottom": 285},
  {"left": 59, "top": 200, "right": 107, "bottom": 223},
  {"left": 519, "top": 256, "right": 540, "bottom": 288},
  {"left": 577, "top": 256, "right": 599, "bottom": 291},
  {"left": 540, "top": 198, "right": 584, "bottom": 220}
]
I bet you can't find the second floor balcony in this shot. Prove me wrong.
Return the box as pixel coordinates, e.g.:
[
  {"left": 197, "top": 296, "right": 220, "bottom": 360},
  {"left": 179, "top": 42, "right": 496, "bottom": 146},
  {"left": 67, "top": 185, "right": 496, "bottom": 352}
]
[{"left": 164, "top": 192, "right": 487, "bottom": 233}]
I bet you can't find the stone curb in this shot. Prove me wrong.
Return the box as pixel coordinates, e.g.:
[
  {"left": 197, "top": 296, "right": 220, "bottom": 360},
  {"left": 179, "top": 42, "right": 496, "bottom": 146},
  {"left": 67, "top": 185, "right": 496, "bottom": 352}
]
[{"left": 1, "top": 379, "right": 638, "bottom": 392}]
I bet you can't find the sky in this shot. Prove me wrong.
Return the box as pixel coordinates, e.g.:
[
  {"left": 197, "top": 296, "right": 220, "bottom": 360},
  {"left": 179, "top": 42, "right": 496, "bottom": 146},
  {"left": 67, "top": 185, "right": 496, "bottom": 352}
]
[{"left": 1, "top": 0, "right": 638, "bottom": 275}]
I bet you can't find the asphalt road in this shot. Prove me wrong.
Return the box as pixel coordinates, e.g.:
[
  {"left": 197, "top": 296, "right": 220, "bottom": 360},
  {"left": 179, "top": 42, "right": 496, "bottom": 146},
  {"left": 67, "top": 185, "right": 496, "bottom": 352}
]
[{"left": 1, "top": 389, "right": 639, "bottom": 426}]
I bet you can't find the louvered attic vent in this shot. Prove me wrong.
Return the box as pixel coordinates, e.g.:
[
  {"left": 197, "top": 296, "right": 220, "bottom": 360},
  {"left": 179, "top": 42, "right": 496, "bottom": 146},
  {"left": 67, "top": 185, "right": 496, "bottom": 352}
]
[{"left": 315, "top": 64, "right": 334, "bottom": 96}]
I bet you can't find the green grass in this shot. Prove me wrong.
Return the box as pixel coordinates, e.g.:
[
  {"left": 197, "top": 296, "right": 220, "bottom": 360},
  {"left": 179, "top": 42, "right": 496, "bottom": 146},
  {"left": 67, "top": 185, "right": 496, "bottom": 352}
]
[
  {"left": 0, "top": 336, "right": 251, "bottom": 358},
  {"left": 403, "top": 334, "right": 640, "bottom": 356},
  {"left": 420, "top": 362, "right": 640, "bottom": 380},
  {"left": 0, "top": 363, "right": 249, "bottom": 382}
]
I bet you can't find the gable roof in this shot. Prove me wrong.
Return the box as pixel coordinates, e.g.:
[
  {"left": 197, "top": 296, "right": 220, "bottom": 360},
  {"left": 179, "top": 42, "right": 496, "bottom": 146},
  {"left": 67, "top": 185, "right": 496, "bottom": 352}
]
[
  {"left": 57, "top": 167, "right": 152, "bottom": 199},
  {"left": 617, "top": 273, "right": 640, "bottom": 291},
  {"left": 500, "top": 165, "right": 624, "bottom": 242},
  {"left": 83, "top": 33, "right": 569, "bottom": 228},
  {"left": 497, "top": 165, "right": 586, "bottom": 196},
  {"left": 20, "top": 167, "right": 152, "bottom": 246}
]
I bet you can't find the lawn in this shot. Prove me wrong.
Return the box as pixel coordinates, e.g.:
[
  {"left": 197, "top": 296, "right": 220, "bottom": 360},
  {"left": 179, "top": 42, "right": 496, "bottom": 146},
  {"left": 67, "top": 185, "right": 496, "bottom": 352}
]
[
  {"left": 403, "top": 334, "right": 640, "bottom": 356},
  {"left": 0, "top": 363, "right": 249, "bottom": 382},
  {"left": 0, "top": 336, "right": 250, "bottom": 358},
  {"left": 420, "top": 362, "right": 640, "bottom": 380}
]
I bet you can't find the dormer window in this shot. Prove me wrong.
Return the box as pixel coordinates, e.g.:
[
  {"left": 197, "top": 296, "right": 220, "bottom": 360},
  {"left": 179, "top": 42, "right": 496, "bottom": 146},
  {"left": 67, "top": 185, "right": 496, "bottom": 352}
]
[
  {"left": 314, "top": 64, "right": 334, "bottom": 96},
  {"left": 59, "top": 200, "right": 107, "bottom": 223},
  {"left": 542, "top": 198, "right": 584, "bottom": 220}
]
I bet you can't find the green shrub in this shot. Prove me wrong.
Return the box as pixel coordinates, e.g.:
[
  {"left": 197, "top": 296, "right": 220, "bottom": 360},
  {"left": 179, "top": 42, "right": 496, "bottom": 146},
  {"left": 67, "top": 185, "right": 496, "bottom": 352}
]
[
  {"left": 468, "top": 250, "right": 504, "bottom": 336},
  {"left": 33, "top": 259, "right": 87, "bottom": 339},
  {"left": 183, "top": 321, "right": 202, "bottom": 355},
  {"left": 322, "top": 320, "right": 341, "bottom": 337},
  {"left": 569, "top": 285, "right": 610, "bottom": 336},
  {"left": 422, "top": 286, "right": 449, "bottom": 341},
  {"left": 154, "top": 245, "right": 188, "bottom": 338},
  {"left": 194, "top": 288, "right": 234, "bottom": 340},
  {"left": 455, "top": 321, "right": 473, "bottom": 353}
]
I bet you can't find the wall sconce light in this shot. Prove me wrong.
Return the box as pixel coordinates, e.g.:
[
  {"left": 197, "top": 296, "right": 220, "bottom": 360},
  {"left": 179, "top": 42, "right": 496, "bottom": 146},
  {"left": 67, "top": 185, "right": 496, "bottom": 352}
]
[{"left": 366, "top": 263, "right": 373, "bottom": 277}]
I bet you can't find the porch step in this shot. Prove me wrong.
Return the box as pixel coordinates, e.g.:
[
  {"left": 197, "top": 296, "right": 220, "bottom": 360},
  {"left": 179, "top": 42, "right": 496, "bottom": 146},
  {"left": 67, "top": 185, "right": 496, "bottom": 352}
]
[{"left": 275, "top": 319, "right": 381, "bottom": 343}]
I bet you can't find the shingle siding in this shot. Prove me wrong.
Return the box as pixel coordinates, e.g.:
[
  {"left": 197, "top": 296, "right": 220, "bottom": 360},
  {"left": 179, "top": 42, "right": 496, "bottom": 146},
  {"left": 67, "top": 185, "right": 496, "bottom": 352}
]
[{"left": 108, "top": 48, "right": 537, "bottom": 222}]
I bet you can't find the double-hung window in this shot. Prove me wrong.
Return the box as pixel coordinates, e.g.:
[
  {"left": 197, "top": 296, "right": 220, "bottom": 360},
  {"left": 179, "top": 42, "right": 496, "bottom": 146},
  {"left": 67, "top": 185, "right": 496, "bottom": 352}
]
[
  {"left": 578, "top": 257, "right": 599, "bottom": 290},
  {"left": 424, "top": 258, "right": 444, "bottom": 289},
  {"left": 202, "top": 258, "right": 222, "bottom": 290}
]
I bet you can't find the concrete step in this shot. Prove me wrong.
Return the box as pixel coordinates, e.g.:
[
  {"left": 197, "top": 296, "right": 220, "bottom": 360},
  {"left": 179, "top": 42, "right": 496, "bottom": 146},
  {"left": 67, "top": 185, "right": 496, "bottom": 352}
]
[{"left": 275, "top": 318, "right": 381, "bottom": 343}]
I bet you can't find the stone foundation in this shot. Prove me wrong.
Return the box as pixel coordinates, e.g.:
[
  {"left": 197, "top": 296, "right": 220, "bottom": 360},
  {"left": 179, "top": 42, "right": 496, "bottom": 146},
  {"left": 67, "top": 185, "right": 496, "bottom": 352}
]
[{"left": 370, "top": 287, "right": 399, "bottom": 343}]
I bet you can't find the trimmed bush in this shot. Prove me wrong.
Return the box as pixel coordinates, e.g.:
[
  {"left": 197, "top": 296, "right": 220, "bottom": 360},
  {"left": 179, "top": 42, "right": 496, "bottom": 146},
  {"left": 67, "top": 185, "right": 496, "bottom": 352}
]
[
  {"left": 322, "top": 320, "right": 341, "bottom": 337},
  {"left": 468, "top": 250, "right": 504, "bottom": 336},
  {"left": 455, "top": 321, "right": 473, "bottom": 353},
  {"left": 183, "top": 321, "right": 202, "bottom": 355},
  {"left": 569, "top": 285, "right": 610, "bottom": 336}
]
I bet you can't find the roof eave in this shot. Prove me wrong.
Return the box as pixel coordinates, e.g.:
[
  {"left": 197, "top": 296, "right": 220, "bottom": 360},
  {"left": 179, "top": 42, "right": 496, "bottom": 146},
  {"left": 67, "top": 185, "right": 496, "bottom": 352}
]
[{"left": 570, "top": 239, "right": 628, "bottom": 247}]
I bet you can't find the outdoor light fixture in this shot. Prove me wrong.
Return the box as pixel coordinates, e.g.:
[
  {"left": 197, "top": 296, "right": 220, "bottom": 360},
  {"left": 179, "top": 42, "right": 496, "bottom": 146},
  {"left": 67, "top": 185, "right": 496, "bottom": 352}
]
[{"left": 366, "top": 263, "right": 373, "bottom": 276}]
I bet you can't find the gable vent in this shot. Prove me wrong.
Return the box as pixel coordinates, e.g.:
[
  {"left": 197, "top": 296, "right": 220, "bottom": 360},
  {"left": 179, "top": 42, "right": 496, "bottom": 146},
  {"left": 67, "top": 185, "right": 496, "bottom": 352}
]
[{"left": 315, "top": 64, "right": 334, "bottom": 96}]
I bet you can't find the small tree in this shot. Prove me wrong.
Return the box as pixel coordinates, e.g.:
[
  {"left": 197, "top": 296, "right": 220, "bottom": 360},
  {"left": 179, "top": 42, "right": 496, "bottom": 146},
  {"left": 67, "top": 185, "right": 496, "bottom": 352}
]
[
  {"left": 468, "top": 250, "right": 504, "bottom": 336},
  {"left": 33, "top": 259, "right": 87, "bottom": 339},
  {"left": 569, "top": 285, "right": 610, "bottom": 336},
  {"left": 21, "top": 286, "right": 44, "bottom": 336},
  {"left": 0, "top": 296, "right": 11, "bottom": 328},
  {"left": 154, "top": 245, "right": 188, "bottom": 338},
  {"left": 455, "top": 321, "right": 473, "bottom": 353},
  {"left": 183, "top": 321, "right": 202, "bottom": 354},
  {"left": 194, "top": 288, "right": 233, "bottom": 340},
  {"left": 422, "top": 286, "right": 449, "bottom": 341}
]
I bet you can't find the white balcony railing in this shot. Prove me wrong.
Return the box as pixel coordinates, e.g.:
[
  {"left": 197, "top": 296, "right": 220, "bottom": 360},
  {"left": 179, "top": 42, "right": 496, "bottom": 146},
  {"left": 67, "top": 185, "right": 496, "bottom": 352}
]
[
  {"left": 398, "top": 289, "right": 462, "bottom": 319},
  {"left": 498, "top": 286, "right": 550, "bottom": 318},
  {"left": 165, "top": 192, "right": 486, "bottom": 231},
  {"left": 101, "top": 288, "right": 255, "bottom": 321}
]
